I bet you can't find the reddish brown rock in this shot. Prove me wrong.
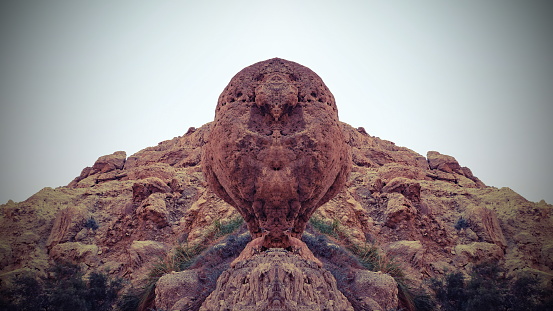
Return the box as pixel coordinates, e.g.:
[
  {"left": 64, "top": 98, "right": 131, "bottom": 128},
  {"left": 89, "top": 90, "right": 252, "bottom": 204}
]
[
  {"left": 345, "top": 270, "right": 399, "bottom": 311},
  {"left": 155, "top": 269, "right": 206, "bottom": 311},
  {"left": 132, "top": 177, "right": 172, "bottom": 203},
  {"left": 202, "top": 58, "right": 351, "bottom": 251},
  {"left": 199, "top": 249, "right": 353, "bottom": 311},
  {"left": 465, "top": 205, "right": 507, "bottom": 249},
  {"left": 382, "top": 177, "right": 422, "bottom": 205},
  {"left": 46, "top": 205, "right": 88, "bottom": 249},
  {"left": 49, "top": 242, "right": 99, "bottom": 266},
  {"left": 426, "top": 151, "right": 485, "bottom": 187},
  {"left": 427, "top": 151, "right": 462, "bottom": 174},
  {"left": 68, "top": 151, "right": 127, "bottom": 187}
]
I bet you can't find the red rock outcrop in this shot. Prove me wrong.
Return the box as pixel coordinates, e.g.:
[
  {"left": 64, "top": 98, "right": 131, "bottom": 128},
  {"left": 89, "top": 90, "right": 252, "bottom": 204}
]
[
  {"left": 199, "top": 249, "right": 353, "bottom": 311},
  {"left": 202, "top": 58, "right": 351, "bottom": 251}
]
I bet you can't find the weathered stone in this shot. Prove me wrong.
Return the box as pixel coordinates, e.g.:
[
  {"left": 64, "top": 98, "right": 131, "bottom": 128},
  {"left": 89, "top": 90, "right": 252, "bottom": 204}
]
[
  {"left": 136, "top": 192, "right": 170, "bottom": 228},
  {"left": 200, "top": 249, "right": 353, "bottom": 311},
  {"left": 0, "top": 243, "right": 13, "bottom": 268},
  {"left": 46, "top": 205, "right": 87, "bottom": 249},
  {"left": 465, "top": 205, "right": 507, "bottom": 249},
  {"left": 49, "top": 242, "right": 99, "bottom": 265},
  {"left": 128, "top": 240, "right": 169, "bottom": 268},
  {"left": 68, "top": 151, "right": 126, "bottom": 187},
  {"left": 383, "top": 240, "right": 425, "bottom": 267},
  {"left": 132, "top": 177, "right": 172, "bottom": 203},
  {"left": 384, "top": 192, "right": 417, "bottom": 228},
  {"left": 426, "top": 151, "right": 485, "bottom": 187},
  {"left": 18, "top": 232, "right": 40, "bottom": 245},
  {"left": 541, "top": 242, "right": 553, "bottom": 270},
  {"left": 427, "top": 151, "right": 462, "bottom": 174},
  {"left": 382, "top": 177, "right": 421, "bottom": 204},
  {"left": 155, "top": 270, "right": 206, "bottom": 311},
  {"left": 347, "top": 270, "right": 399, "bottom": 311},
  {"left": 0, "top": 59, "right": 552, "bottom": 311},
  {"left": 92, "top": 151, "right": 127, "bottom": 174},
  {"left": 454, "top": 242, "right": 503, "bottom": 266},
  {"left": 202, "top": 58, "right": 351, "bottom": 249}
]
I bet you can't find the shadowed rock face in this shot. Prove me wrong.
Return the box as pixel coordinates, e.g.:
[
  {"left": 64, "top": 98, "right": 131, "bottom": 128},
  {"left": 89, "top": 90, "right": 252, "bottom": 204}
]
[{"left": 202, "top": 58, "right": 351, "bottom": 248}]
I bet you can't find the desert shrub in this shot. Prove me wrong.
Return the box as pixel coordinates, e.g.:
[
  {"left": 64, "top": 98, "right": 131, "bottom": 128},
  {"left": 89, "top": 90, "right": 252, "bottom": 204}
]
[
  {"left": 115, "top": 288, "right": 141, "bottom": 311},
  {"left": 0, "top": 261, "right": 122, "bottom": 311},
  {"left": 189, "top": 233, "right": 251, "bottom": 268},
  {"left": 309, "top": 215, "right": 341, "bottom": 238},
  {"left": 136, "top": 232, "right": 251, "bottom": 311},
  {"left": 412, "top": 291, "right": 436, "bottom": 311},
  {"left": 84, "top": 217, "right": 99, "bottom": 230},
  {"left": 147, "top": 243, "right": 205, "bottom": 282},
  {"left": 303, "top": 233, "right": 431, "bottom": 311},
  {"left": 348, "top": 242, "right": 404, "bottom": 278},
  {"left": 138, "top": 243, "right": 205, "bottom": 311},
  {"left": 213, "top": 216, "right": 244, "bottom": 238},
  {"left": 431, "top": 261, "right": 553, "bottom": 311},
  {"left": 508, "top": 275, "right": 553, "bottom": 311},
  {"left": 454, "top": 217, "right": 470, "bottom": 231},
  {"left": 347, "top": 241, "right": 411, "bottom": 304},
  {"left": 309, "top": 216, "right": 405, "bottom": 275},
  {"left": 0, "top": 274, "right": 44, "bottom": 310},
  {"left": 453, "top": 217, "right": 470, "bottom": 230},
  {"left": 431, "top": 272, "right": 467, "bottom": 311}
]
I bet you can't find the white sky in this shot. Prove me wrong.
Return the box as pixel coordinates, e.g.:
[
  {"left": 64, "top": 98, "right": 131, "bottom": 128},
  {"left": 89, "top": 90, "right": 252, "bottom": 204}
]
[{"left": 1, "top": 1, "right": 552, "bottom": 204}]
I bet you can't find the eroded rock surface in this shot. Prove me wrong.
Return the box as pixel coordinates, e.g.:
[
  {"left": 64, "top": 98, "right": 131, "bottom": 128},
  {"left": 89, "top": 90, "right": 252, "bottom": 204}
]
[
  {"left": 199, "top": 249, "right": 353, "bottom": 311},
  {"left": 202, "top": 58, "right": 351, "bottom": 248}
]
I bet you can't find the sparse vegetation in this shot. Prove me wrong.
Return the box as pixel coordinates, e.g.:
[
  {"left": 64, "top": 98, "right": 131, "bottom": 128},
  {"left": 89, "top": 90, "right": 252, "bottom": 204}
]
[
  {"left": 430, "top": 261, "right": 553, "bottom": 311},
  {"left": 127, "top": 222, "right": 250, "bottom": 311},
  {"left": 348, "top": 242, "right": 404, "bottom": 278},
  {"left": 115, "top": 288, "right": 141, "bottom": 311},
  {"left": 454, "top": 217, "right": 470, "bottom": 231},
  {"left": 304, "top": 227, "right": 428, "bottom": 311},
  {"left": 309, "top": 215, "right": 341, "bottom": 238},
  {"left": 213, "top": 216, "right": 244, "bottom": 238},
  {"left": 0, "top": 261, "right": 122, "bottom": 311},
  {"left": 84, "top": 217, "right": 99, "bottom": 230},
  {"left": 348, "top": 242, "right": 423, "bottom": 311},
  {"left": 137, "top": 243, "right": 205, "bottom": 311}
]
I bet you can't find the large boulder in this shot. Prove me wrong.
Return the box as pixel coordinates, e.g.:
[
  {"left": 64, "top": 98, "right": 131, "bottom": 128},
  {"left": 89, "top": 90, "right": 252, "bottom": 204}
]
[
  {"left": 346, "top": 270, "right": 399, "bottom": 311},
  {"left": 155, "top": 270, "right": 206, "bottom": 311},
  {"left": 202, "top": 58, "right": 351, "bottom": 246}
]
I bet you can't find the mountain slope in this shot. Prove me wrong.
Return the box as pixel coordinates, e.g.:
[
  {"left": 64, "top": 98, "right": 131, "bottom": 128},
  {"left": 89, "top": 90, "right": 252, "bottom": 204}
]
[{"left": 1, "top": 122, "right": 551, "bottom": 308}]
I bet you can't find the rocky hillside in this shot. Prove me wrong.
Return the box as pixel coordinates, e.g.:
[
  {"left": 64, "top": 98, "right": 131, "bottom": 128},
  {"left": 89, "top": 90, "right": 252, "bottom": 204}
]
[{"left": 1, "top": 122, "right": 552, "bottom": 309}]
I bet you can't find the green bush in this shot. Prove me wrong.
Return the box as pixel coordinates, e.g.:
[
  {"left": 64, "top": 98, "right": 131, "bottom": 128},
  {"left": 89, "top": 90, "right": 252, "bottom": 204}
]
[
  {"left": 0, "top": 261, "right": 122, "bottom": 311},
  {"left": 309, "top": 216, "right": 341, "bottom": 237}
]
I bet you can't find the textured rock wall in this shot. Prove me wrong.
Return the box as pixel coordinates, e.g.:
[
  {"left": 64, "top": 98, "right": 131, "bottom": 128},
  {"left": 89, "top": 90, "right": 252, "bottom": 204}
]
[{"left": 199, "top": 249, "right": 353, "bottom": 311}]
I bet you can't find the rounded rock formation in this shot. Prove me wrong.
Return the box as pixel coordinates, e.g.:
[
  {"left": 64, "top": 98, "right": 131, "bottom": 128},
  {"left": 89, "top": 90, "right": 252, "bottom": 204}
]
[{"left": 202, "top": 58, "right": 351, "bottom": 254}]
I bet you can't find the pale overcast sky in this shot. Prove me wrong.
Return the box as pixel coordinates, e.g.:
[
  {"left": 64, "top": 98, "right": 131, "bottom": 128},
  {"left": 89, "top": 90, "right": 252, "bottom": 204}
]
[{"left": 1, "top": 1, "right": 552, "bottom": 204}]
